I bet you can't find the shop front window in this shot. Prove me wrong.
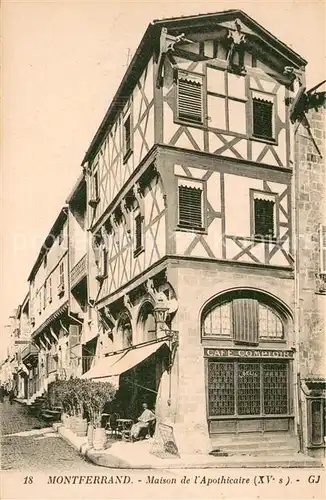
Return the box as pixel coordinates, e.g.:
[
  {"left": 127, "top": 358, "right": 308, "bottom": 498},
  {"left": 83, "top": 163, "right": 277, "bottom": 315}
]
[{"left": 208, "top": 360, "right": 289, "bottom": 418}]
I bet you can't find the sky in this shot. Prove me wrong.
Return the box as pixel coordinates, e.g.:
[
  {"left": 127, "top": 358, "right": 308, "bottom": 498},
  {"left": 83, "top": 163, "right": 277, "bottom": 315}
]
[{"left": 1, "top": 0, "right": 325, "bottom": 360}]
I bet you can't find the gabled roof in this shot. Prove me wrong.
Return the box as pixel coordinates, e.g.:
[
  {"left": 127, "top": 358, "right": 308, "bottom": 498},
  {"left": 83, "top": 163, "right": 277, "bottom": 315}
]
[
  {"left": 81, "top": 9, "right": 307, "bottom": 165},
  {"left": 27, "top": 207, "right": 68, "bottom": 282}
]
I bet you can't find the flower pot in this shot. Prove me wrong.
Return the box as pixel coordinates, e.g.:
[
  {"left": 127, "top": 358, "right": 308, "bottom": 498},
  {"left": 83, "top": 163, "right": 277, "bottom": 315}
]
[
  {"left": 93, "top": 427, "right": 107, "bottom": 450},
  {"left": 87, "top": 424, "right": 94, "bottom": 446},
  {"left": 75, "top": 417, "right": 88, "bottom": 437}
]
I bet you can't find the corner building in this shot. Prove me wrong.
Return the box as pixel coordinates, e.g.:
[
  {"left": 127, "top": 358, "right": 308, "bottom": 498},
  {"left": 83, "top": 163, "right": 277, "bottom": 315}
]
[{"left": 82, "top": 10, "right": 307, "bottom": 455}]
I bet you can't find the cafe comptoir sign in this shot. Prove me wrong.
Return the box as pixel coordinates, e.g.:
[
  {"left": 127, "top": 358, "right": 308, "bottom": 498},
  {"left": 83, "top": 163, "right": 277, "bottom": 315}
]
[{"left": 204, "top": 348, "right": 294, "bottom": 359}]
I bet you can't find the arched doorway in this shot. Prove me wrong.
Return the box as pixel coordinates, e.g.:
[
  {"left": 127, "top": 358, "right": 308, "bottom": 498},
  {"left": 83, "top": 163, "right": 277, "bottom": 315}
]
[{"left": 201, "top": 289, "right": 294, "bottom": 438}]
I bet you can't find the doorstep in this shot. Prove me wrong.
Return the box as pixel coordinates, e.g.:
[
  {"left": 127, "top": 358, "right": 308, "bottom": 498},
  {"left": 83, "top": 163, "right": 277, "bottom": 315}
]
[{"left": 52, "top": 424, "right": 323, "bottom": 469}]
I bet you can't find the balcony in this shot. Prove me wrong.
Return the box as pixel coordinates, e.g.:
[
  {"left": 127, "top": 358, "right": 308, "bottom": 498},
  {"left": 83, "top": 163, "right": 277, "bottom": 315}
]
[
  {"left": 70, "top": 255, "right": 87, "bottom": 289},
  {"left": 21, "top": 343, "right": 39, "bottom": 366}
]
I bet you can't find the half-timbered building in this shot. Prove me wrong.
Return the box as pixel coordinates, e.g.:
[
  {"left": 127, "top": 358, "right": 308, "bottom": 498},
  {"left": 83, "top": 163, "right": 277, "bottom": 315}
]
[
  {"left": 77, "top": 10, "right": 310, "bottom": 455},
  {"left": 79, "top": 10, "right": 310, "bottom": 455}
]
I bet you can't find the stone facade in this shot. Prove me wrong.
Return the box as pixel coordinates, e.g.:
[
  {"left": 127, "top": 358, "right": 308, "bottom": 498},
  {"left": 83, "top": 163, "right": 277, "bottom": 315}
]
[{"left": 295, "top": 108, "right": 326, "bottom": 455}]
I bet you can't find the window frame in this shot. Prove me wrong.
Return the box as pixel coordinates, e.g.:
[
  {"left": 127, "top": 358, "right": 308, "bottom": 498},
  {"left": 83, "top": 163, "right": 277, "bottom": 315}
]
[
  {"left": 123, "top": 103, "right": 133, "bottom": 163},
  {"left": 250, "top": 189, "right": 280, "bottom": 242},
  {"left": 206, "top": 65, "right": 248, "bottom": 137},
  {"left": 174, "top": 69, "right": 205, "bottom": 127},
  {"left": 202, "top": 299, "right": 285, "bottom": 343},
  {"left": 133, "top": 207, "right": 144, "bottom": 257},
  {"left": 177, "top": 176, "right": 206, "bottom": 233},
  {"left": 249, "top": 88, "right": 278, "bottom": 144}
]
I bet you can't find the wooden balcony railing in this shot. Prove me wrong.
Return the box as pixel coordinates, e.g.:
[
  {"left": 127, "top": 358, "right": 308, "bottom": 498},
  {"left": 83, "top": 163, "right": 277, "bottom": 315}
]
[{"left": 70, "top": 255, "right": 87, "bottom": 288}]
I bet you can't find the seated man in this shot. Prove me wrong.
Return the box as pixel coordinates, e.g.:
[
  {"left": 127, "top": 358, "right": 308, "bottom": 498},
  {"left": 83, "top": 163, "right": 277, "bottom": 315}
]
[{"left": 130, "top": 403, "right": 156, "bottom": 441}]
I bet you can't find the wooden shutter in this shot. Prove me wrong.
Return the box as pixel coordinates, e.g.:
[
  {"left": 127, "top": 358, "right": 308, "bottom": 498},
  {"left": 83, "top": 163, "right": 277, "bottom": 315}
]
[
  {"left": 253, "top": 98, "right": 273, "bottom": 139},
  {"left": 232, "top": 298, "right": 259, "bottom": 344},
  {"left": 320, "top": 224, "right": 326, "bottom": 274},
  {"left": 254, "top": 198, "right": 275, "bottom": 238},
  {"left": 178, "top": 185, "right": 202, "bottom": 229},
  {"left": 178, "top": 72, "right": 203, "bottom": 123}
]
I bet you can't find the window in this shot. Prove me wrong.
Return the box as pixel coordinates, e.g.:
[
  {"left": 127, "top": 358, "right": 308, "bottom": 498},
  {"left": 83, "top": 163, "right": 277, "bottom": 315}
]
[
  {"left": 58, "top": 230, "right": 63, "bottom": 245},
  {"left": 319, "top": 224, "right": 326, "bottom": 275},
  {"left": 178, "top": 179, "right": 203, "bottom": 230},
  {"left": 176, "top": 70, "right": 204, "bottom": 124},
  {"left": 123, "top": 114, "right": 132, "bottom": 161},
  {"left": 208, "top": 360, "right": 289, "bottom": 417},
  {"left": 204, "top": 303, "right": 232, "bottom": 337},
  {"left": 59, "top": 263, "right": 64, "bottom": 285},
  {"left": 207, "top": 68, "right": 247, "bottom": 134},
  {"left": 251, "top": 91, "right": 274, "bottom": 141},
  {"left": 89, "top": 171, "right": 100, "bottom": 207},
  {"left": 203, "top": 299, "right": 284, "bottom": 342},
  {"left": 96, "top": 243, "right": 108, "bottom": 280},
  {"left": 58, "top": 263, "right": 65, "bottom": 295},
  {"left": 43, "top": 283, "right": 47, "bottom": 309},
  {"left": 259, "top": 304, "right": 283, "bottom": 339},
  {"left": 251, "top": 191, "right": 278, "bottom": 240},
  {"left": 43, "top": 254, "right": 47, "bottom": 267},
  {"left": 134, "top": 210, "right": 144, "bottom": 256},
  {"left": 48, "top": 277, "right": 52, "bottom": 303}
]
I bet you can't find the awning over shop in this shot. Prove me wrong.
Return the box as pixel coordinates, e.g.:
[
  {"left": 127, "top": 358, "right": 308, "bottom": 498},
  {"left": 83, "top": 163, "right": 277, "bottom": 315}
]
[{"left": 81, "top": 340, "right": 168, "bottom": 383}]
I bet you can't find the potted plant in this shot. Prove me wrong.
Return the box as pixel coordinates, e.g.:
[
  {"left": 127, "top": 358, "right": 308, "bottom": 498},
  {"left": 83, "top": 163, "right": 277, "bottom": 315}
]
[{"left": 82, "top": 380, "right": 116, "bottom": 450}]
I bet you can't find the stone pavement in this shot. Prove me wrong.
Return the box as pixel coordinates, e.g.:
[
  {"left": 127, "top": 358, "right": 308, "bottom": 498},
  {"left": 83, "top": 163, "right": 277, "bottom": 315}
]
[
  {"left": 0, "top": 400, "right": 107, "bottom": 471},
  {"left": 54, "top": 423, "right": 323, "bottom": 470}
]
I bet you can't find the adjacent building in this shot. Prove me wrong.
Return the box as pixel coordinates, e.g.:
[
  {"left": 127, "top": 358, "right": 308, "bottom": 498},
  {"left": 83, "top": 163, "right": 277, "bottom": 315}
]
[{"left": 1, "top": 10, "right": 325, "bottom": 457}]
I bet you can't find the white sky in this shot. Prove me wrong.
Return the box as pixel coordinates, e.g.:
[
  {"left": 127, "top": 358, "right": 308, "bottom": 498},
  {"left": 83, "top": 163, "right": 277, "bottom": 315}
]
[{"left": 1, "top": 0, "right": 325, "bottom": 360}]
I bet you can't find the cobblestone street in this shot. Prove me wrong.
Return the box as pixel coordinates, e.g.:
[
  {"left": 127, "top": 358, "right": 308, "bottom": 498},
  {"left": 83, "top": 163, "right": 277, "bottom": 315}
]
[{"left": 0, "top": 400, "right": 114, "bottom": 472}]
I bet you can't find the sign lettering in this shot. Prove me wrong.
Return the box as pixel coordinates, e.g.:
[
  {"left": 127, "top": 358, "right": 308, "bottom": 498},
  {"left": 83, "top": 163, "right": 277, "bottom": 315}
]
[{"left": 204, "top": 348, "right": 294, "bottom": 359}]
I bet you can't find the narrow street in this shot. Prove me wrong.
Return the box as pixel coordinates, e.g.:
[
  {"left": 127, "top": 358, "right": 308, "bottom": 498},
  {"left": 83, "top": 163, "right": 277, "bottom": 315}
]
[{"left": 0, "top": 399, "right": 108, "bottom": 471}]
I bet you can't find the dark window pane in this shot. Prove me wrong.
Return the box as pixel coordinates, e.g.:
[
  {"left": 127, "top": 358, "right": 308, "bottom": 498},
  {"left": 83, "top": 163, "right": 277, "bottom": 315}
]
[
  {"left": 178, "top": 186, "right": 202, "bottom": 228},
  {"left": 263, "top": 363, "right": 288, "bottom": 415},
  {"left": 254, "top": 198, "right": 275, "bottom": 238},
  {"left": 135, "top": 215, "right": 142, "bottom": 251},
  {"left": 124, "top": 116, "right": 131, "bottom": 155},
  {"left": 237, "top": 362, "right": 261, "bottom": 415},
  {"left": 208, "top": 362, "right": 235, "bottom": 416},
  {"left": 310, "top": 400, "right": 324, "bottom": 446},
  {"left": 253, "top": 98, "right": 273, "bottom": 139}
]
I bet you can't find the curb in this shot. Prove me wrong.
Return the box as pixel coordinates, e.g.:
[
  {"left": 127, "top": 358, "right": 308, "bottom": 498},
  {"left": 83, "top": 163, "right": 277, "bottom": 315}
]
[{"left": 52, "top": 424, "right": 323, "bottom": 470}]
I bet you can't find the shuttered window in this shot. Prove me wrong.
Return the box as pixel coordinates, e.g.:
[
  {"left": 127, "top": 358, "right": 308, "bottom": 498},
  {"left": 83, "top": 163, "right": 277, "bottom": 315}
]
[
  {"left": 123, "top": 114, "right": 132, "bottom": 160},
  {"left": 319, "top": 224, "right": 326, "bottom": 274},
  {"left": 232, "top": 298, "right": 259, "bottom": 345},
  {"left": 252, "top": 192, "right": 277, "bottom": 240},
  {"left": 178, "top": 181, "right": 203, "bottom": 229},
  {"left": 252, "top": 98, "right": 274, "bottom": 140},
  {"left": 177, "top": 71, "right": 203, "bottom": 123}
]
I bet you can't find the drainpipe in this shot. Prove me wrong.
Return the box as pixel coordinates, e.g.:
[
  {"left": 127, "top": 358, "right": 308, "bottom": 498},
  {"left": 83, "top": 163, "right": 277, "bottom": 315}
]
[{"left": 292, "top": 98, "right": 304, "bottom": 452}]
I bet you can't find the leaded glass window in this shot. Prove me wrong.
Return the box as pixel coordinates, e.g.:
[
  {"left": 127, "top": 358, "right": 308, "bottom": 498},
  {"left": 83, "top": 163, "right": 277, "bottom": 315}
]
[
  {"left": 237, "top": 363, "right": 261, "bottom": 415},
  {"left": 259, "top": 304, "right": 283, "bottom": 339},
  {"left": 204, "top": 303, "right": 232, "bottom": 337},
  {"left": 203, "top": 299, "right": 284, "bottom": 342},
  {"left": 208, "top": 361, "right": 235, "bottom": 416},
  {"left": 263, "top": 363, "right": 288, "bottom": 414}
]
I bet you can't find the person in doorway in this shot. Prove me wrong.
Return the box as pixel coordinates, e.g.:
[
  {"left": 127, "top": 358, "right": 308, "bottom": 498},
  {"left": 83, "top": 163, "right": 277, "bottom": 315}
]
[{"left": 130, "top": 403, "right": 156, "bottom": 441}]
